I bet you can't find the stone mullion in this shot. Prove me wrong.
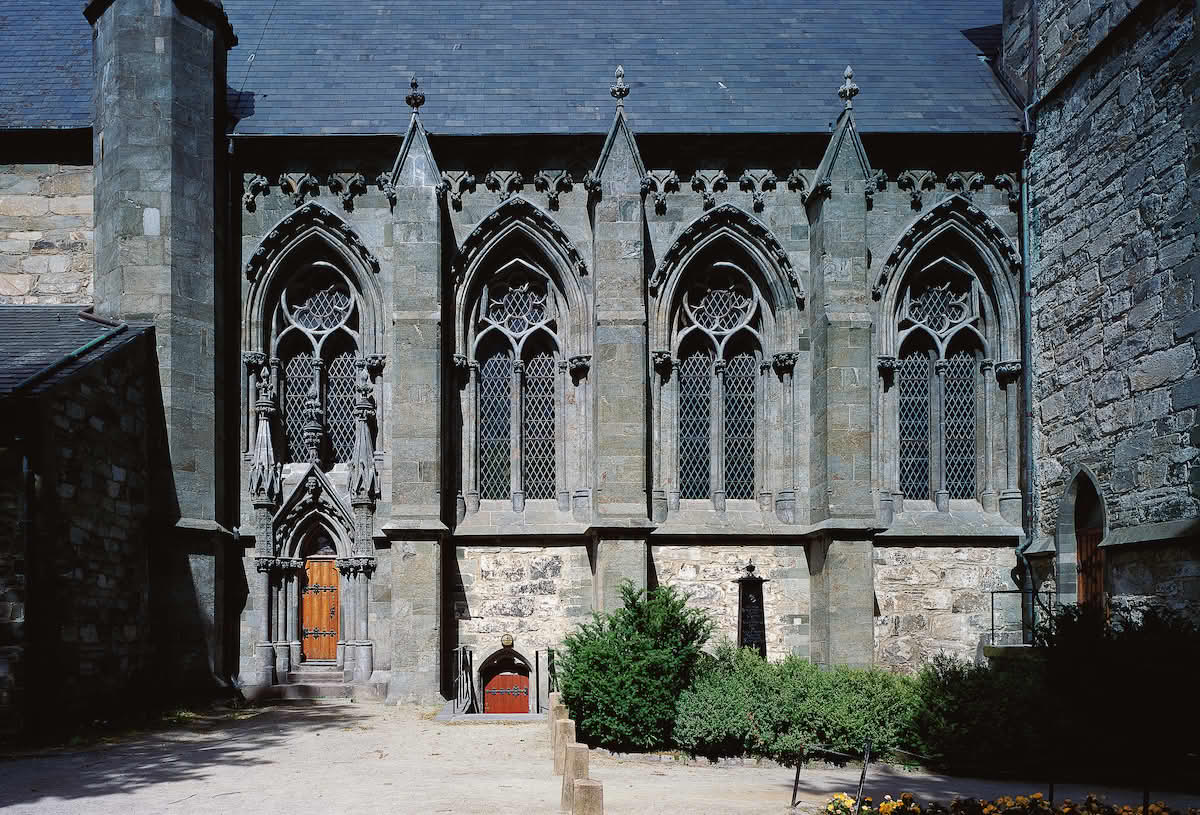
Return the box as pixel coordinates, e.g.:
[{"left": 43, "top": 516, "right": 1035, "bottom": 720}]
[
  {"left": 777, "top": 352, "right": 797, "bottom": 522},
  {"left": 555, "top": 359, "right": 568, "bottom": 510},
  {"left": 712, "top": 358, "right": 726, "bottom": 511},
  {"left": 980, "top": 359, "right": 997, "bottom": 511},
  {"left": 511, "top": 359, "right": 524, "bottom": 511},
  {"left": 933, "top": 358, "right": 949, "bottom": 512},
  {"left": 876, "top": 356, "right": 898, "bottom": 521}
]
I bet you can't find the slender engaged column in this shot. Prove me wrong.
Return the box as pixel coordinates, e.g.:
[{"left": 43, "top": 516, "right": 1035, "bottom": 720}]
[
  {"left": 511, "top": 359, "right": 524, "bottom": 512},
  {"left": 712, "top": 358, "right": 726, "bottom": 512},
  {"left": 996, "top": 360, "right": 1023, "bottom": 524},
  {"left": 467, "top": 361, "right": 480, "bottom": 512},
  {"left": 980, "top": 359, "right": 998, "bottom": 512}
]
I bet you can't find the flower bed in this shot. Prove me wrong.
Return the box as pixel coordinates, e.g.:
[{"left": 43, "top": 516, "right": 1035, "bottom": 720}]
[{"left": 824, "top": 793, "right": 1199, "bottom": 815}]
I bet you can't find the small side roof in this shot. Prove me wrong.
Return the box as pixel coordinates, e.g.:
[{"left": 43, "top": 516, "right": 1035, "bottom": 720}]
[{"left": 0, "top": 305, "right": 149, "bottom": 398}]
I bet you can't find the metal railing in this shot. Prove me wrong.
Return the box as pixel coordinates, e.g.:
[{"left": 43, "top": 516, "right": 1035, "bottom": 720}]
[
  {"left": 452, "top": 645, "right": 477, "bottom": 714},
  {"left": 989, "top": 589, "right": 1055, "bottom": 646}
]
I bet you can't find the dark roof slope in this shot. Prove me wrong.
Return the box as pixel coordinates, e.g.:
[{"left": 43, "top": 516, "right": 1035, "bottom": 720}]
[
  {"left": 0, "top": 1, "right": 1019, "bottom": 135},
  {"left": 0, "top": 0, "right": 92, "bottom": 130},
  {"left": 225, "top": 0, "right": 1019, "bottom": 135},
  {"left": 0, "top": 306, "right": 148, "bottom": 397}
]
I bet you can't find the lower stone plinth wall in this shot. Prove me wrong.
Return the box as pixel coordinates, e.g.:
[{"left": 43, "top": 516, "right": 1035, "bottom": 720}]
[
  {"left": 874, "top": 544, "right": 1020, "bottom": 670},
  {"left": 1108, "top": 541, "right": 1200, "bottom": 622},
  {"left": 649, "top": 544, "right": 810, "bottom": 661},
  {"left": 451, "top": 544, "right": 593, "bottom": 663},
  {"left": 0, "top": 163, "right": 93, "bottom": 304}
]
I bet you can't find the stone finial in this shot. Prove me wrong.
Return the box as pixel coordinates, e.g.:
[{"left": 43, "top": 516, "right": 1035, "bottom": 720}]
[
  {"left": 838, "top": 65, "right": 859, "bottom": 109},
  {"left": 611, "top": 64, "right": 630, "bottom": 107},
  {"left": 406, "top": 74, "right": 425, "bottom": 112}
]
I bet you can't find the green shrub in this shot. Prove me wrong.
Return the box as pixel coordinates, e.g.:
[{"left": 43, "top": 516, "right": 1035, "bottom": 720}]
[
  {"left": 674, "top": 644, "right": 920, "bottom": 765},
  {"left": 557, "top": 582, "right": 713, "bottom": 751},
  {"left": 911, "top": 652, "right": 1049, "bottom": 776}
]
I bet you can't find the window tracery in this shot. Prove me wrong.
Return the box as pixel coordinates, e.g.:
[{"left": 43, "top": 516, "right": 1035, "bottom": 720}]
[
  {"left": 674, "top": 265, "right": 764, "bottom": 504},
  {"left": 470, "top": 267, "right": 562, "bottom": 505},
  {"left": 272, "top": 264, "right": 363, "bottom": 466}
]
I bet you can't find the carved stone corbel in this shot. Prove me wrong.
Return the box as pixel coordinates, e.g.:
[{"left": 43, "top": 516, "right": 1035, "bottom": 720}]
[
  {"left": 568, "top": 354, "right": 591, "bottom": 380},
  {"left": 651, "top": 350, "right": 674, "bottom": 380},
  {"left": 772, "top": 351, "right": 799, "bottom": 376}
]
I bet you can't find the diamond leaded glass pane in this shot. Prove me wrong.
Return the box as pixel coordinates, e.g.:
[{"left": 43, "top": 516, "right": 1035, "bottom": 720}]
[
  {"left": 292, "top": 285, "right": 354, "bottom": 331},
  {"left": 479, "top": 350, "right": 512, "bottom": 500},
  {"left": 898, "top": 352, "right": 931, "bottom": 500},
  {"left": 327, "top": 351, "right": 357, "bottom": 464},
  {"left": 693, "top": 284, "right": 754, "bottom": 332},
  {"left": 678, "top": 350, "right": 713, "bottom": 499},
  {"left": 944, "top": 350, "right": 977, "bottom": 499},
  {"left": 723, "top": 352, "right": 756, "bottom": 499},
  {"left": 284, "top": 352, "right": 314, "bottom": 463},
  {"left": 522, "top": 351, "right": 556, "bottom": 499}
]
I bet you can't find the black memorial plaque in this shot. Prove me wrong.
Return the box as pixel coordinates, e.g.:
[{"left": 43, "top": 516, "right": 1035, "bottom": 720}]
[{"left": 735, "top": 562, "right": 768, "bottom": 658}]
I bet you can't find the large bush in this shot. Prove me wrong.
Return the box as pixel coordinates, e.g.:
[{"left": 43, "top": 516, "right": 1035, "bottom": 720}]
[
  {"left": 557, "top": 582, "right": 713, "bottom": 751},
  {"left": 674, "top": 643, "right": 920, "bottom": 765}
]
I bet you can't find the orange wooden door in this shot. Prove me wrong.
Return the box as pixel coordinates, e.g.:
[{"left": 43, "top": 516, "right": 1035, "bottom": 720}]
[
  {"left": 1077, "top": 527, "right": 1103, "bottom": 611},
  {"left": 302, "top": 559, "right": 339, "bottom": 660},
  {"left": 483, "top": 672, "right": 529, "bottom": 713}
]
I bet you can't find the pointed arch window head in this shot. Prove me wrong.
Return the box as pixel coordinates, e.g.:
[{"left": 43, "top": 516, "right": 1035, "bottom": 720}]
[{"left": 274, "top": 262, "right": 364, "bottom": 466}]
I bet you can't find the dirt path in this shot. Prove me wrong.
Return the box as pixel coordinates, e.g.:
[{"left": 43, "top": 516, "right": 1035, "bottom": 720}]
[{"left": 1, "top": 703, "right": 1196, "bottom": 815}]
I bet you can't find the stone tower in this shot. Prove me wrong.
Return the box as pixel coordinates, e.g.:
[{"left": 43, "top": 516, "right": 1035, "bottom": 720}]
[{"left": 84, "top": 0, "right": 237, "bottom": 686}]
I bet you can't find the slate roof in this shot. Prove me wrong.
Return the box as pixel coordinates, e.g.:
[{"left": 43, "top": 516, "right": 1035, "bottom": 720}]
[
  {"left": 1, "top": 1, "right": 1020, "bottom": 136},
  {"left": 0, "top": 306, "right": 148, "bottom": 398},
  {"left": 0, "top": 0, "right": 92, "bottom": 130}
]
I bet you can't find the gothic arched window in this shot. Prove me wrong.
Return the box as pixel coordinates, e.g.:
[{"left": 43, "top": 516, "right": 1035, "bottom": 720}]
[
  {"left": 472, "top": 266, "right": 562, "bottom": 504},
  {"left": 675, "top": 263, "right": 764, "bottom": 503},
  {"left": 895, "top": 264, "right": 986, "bottom": 503},
  {"left": 273, "top": 262, "right": 362, "bottom": 465}
]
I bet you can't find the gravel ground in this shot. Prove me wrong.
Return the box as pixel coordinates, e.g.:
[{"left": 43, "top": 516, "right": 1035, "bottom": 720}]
[{"left": 1, "top": 702, "right": 1196, "bottom": 815}]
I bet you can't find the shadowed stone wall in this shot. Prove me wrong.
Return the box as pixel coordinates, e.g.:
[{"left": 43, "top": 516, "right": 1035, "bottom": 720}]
[
  {"left": 0, "top": 328, "right": 159, "bottom": 735},
  {"left": 0, "top": 163, "right": 93, "bottom": 304},
  {"left": 1028, "top": 0, "right": 1199, "bottom": 616}
]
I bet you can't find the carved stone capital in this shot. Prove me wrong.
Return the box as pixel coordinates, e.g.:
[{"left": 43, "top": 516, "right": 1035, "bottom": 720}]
[
  {"left": 995, "top": 360, "right": 1023, "bottom": 381},
  {"left": 980, "top": 357, "right": 995, "bottom": 373},
  {"left": 877, "top": 355, "right": 898, "bottom": 373},
  {"left": 772, "top": 351, "right": 799, "bottom": 375},
  {"left": 254, "top": 557, "right": 275, "bottom": 574},
  {"left": 934, "top": 359, "right": 949, "bottom": 375},
  {"left": 365, "top": 354, "right": 387, "bottom": 378},
  {"left": 713, "top": 358, "right": 727, "bottom": 374},
  {"left": 568, "top": 354, "right": 591, "bottom": 377},
  {"left": 651, "top": 350, "right": 673, "bottom": 376},
  {"left": 242, "top": 351, "right": 267, "bottom": 371}
]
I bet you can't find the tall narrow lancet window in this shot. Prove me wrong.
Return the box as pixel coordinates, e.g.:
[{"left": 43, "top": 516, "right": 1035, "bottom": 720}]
[
  {"left": 894, "top": 262, "right": 985, "bottom": 502},
  {"left": 272, "top": 262, "right": 362, "bottom": 466},
  {"left": 472, "top": 264, "right": 561, "bottom": 503},
  {"left": 674, "top": 263, "right": 764, "bottom": 502}
]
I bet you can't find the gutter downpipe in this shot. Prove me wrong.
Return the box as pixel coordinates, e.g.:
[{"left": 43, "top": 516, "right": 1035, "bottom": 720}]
[{"left": 1018, "top": 98, "right": 1038, "bottom": 643}]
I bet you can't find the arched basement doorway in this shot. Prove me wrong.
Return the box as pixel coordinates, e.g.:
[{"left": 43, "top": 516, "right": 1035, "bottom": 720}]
[
  {"left": 1074, "top": 477, "right": 1105, "bottom": 612},
  {"left": 1056, "top": 467, "right": 1107, "bottom": 612},
  {"left": 478, "top": 646, "right": 532, "bottom": 713}
]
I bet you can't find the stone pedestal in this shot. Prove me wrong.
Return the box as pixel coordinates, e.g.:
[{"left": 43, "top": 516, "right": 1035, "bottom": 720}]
[
  {"left": 387, "top": 539, "right": 442, "bottom": 704},
  {"left": 594, "top": 538, "right": 647, "bottom": 612}
]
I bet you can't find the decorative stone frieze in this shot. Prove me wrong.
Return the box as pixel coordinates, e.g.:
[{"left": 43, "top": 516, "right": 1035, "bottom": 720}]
[
  {"left": 533, "top": 170, "right": 574, "bottom": 210},
  {"left": 325, "top": 172, "right": 368, "bottom": 210},
  {"left": 242, "top": 174, "right": 269, "bottom": 212},
  {"left": 484, "top": 170, "right": 525, "bottom": 201},
  {"left": 897, "top": 170, "right": 921, "bottom": 209},
  {"left": 276, "top": 172, "right": 321, "bottom": 206},
  {"left": 641, "top": 170, "right": 680, "bottom": 214},
  {"left": 738, "top": 170, "right": 777, "bottom": 212}
]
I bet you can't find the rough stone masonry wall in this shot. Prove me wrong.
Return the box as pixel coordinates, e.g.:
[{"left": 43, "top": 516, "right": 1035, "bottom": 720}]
[
  {"left": 874, "top": 544, "right": 1019, "bottom": 670},
  {"left": 650, "top": 544, "right": 810, "bottom": 662},
  {"left": 1030, "top": 0, "right": 1199, "bottom": 613},
  {"left": 451, "top": 544, "right": 593, "bottom": 662},
  {"left": 24, "top": 331, "right": 156, "bottom": 724},
  {"left": 0, "top": 444, "right": 26, "bottom": 735},
  {"left": 0, "top": 163, "right": 93, "bottom": 303}
]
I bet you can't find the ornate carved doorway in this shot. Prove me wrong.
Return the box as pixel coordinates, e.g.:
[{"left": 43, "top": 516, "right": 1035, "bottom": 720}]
[{"left": 302, "top": 558, "right": 339, "bottom": 660}]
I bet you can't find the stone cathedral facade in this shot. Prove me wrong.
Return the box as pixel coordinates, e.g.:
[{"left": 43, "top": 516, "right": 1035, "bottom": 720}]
[{"left": 0, "top": 0, "right": 1196, "bottom": 725}]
